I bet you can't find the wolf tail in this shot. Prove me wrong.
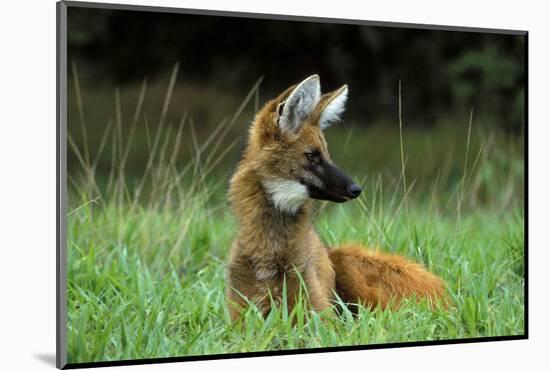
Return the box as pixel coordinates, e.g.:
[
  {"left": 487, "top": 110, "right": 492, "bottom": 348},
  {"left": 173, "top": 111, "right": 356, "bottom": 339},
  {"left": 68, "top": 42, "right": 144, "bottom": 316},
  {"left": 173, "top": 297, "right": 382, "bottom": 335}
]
[{"left": 328, "top": 245, "right": 447, "bottom": 312}]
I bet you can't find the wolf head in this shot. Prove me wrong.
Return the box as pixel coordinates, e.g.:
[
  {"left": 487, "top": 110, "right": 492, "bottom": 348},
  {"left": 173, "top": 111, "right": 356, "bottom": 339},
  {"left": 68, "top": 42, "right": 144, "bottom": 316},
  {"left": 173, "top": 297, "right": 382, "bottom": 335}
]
[{"left": 243, "top": 74, "right": 362, "bottom": 214}]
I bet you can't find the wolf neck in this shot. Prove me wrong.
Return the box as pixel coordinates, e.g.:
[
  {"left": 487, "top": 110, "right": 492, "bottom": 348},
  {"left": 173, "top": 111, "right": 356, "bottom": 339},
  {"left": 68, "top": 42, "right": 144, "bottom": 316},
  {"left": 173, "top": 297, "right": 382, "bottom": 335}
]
[{"left": 230, "top": 169, "right": 313, "bottom": 255}]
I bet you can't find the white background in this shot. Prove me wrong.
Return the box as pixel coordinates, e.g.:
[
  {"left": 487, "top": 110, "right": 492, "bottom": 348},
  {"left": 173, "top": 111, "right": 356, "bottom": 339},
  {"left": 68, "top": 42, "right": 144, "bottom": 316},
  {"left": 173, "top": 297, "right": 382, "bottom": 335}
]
[{"left": 0, "top": 0, "right": 547, "bottom": 368}]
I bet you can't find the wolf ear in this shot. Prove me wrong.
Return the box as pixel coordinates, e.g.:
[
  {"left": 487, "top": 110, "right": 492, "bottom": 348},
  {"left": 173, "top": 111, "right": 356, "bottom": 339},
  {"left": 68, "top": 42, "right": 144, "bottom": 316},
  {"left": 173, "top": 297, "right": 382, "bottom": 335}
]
[
  {"left": 319, "top": 85, "right": 348, "bottom": 130},
  {"left": 278, "top": 75, "right": 321, "bottom": 135}
]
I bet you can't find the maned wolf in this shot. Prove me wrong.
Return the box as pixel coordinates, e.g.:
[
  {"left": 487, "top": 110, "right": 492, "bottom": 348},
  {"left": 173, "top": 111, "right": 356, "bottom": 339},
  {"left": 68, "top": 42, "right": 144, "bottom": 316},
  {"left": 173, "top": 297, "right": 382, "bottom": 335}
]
[{"left": 226, "top": 75, "right": 446, "bottom": 320}]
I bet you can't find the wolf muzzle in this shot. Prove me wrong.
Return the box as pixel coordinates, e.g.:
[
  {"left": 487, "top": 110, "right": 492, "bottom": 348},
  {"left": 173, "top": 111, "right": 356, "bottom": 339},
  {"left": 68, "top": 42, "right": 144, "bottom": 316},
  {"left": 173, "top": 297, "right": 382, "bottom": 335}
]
[{"left": 304, "top": 161, "right": 362, "bottom": 202}]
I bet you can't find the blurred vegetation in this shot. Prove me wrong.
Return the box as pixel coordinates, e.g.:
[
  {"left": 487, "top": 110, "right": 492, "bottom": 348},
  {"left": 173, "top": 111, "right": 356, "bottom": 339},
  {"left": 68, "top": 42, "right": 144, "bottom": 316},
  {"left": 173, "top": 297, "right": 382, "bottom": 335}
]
[
  {"left": 67, "top": 6, "right": 525, "bottom": 187},
  {"left": 67, "top": 64, "right": 524, "bottom": 211},
  {"left": 67, "top": 6, "right": 525, "bottom": 133}
]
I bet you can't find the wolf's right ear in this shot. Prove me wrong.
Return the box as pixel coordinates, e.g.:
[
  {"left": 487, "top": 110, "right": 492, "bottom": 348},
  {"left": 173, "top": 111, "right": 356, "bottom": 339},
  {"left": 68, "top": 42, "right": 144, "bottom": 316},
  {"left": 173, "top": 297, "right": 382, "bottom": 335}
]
[
  {"left": 318, "top": 84, "right": 348, "bottom": 130},
  {"left": 277, "top": 75, "right": 321, "bottom": 135}
]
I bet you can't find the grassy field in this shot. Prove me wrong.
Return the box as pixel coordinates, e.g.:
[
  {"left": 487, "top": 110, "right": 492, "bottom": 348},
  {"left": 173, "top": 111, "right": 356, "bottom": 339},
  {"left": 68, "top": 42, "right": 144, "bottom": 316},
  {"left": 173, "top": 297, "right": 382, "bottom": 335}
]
[{"left": 66, "top": 71, "right": 525, "bottom": 364}]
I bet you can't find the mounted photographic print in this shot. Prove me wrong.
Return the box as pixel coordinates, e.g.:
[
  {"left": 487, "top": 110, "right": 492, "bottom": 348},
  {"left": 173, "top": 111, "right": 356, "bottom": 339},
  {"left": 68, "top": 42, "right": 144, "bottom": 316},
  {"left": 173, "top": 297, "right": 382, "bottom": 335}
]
[{"left": 56, "top": 1, "right": 527, "bottom": 368}]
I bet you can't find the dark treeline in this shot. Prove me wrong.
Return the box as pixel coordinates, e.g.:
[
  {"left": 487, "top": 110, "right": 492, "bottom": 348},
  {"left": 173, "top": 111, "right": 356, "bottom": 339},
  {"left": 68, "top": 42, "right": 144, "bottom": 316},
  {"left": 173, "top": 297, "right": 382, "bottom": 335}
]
[{"left": 68, "top": 6, "right": 525, "bottom": 132}]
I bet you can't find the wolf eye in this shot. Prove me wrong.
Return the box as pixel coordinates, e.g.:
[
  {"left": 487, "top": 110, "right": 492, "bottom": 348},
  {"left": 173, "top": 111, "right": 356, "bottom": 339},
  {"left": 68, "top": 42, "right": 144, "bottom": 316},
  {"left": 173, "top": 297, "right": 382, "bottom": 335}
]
[{"left": 305, "top": 151, "right": 321, "bottom": 163}]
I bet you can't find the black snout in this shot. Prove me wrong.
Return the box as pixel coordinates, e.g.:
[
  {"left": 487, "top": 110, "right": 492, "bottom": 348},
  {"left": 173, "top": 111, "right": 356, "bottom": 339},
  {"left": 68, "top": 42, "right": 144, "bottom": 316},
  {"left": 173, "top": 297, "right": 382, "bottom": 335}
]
[
  {"left": 304, "top": 160, "right": 362, "bottom": 203},
  {"left": 347, "top": 183, "right": 362, "bottom": 198}
]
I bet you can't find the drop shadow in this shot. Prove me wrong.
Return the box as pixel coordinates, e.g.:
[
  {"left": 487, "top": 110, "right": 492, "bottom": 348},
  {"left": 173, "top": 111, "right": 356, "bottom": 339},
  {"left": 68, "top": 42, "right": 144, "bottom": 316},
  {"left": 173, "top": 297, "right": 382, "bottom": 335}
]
[{"left": 34, "top": 353, "right": 57, "bottom": 367}]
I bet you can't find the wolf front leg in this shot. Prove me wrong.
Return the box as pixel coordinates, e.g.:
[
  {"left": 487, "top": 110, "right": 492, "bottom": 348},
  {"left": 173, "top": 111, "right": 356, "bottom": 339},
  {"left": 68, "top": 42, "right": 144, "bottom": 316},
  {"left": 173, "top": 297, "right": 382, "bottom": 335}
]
[{"left": 303, "top": 248, "right": 336, "bottom": 313}]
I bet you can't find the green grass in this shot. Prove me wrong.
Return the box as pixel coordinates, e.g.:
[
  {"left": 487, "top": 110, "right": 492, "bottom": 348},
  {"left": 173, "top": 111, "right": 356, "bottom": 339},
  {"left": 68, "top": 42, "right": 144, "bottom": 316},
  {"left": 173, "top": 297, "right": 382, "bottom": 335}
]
[
  {"left": 66, "top": 192, "right": 524, "bottom": 363},
  {"left": 66, "top": 67, "right": 525, "bottom": 364}
]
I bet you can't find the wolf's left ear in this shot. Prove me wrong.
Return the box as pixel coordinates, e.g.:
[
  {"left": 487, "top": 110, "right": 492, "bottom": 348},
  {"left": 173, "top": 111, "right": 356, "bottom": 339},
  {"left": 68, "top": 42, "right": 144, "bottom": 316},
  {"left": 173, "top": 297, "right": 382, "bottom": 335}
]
[
  {"left": 318, "top": 85, "right": 348, "bottom": 130},
  {"left": 278, "top": 75, "right": 321, "bottom": 135}
]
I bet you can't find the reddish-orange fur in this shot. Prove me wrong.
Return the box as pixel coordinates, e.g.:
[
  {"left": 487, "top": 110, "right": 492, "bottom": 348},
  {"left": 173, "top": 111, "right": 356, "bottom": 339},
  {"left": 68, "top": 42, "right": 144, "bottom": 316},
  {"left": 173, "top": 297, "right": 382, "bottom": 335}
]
[
  {"left": 329, "top": 245, "right": 446, "bottom": 312},
  {"left": 226, "top": 76, "right": 447, "bottom": 320}
]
